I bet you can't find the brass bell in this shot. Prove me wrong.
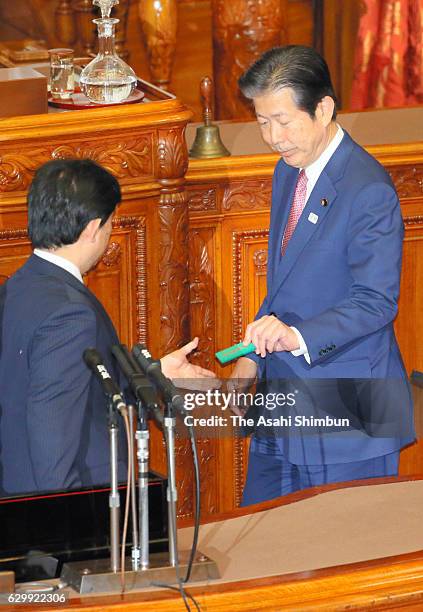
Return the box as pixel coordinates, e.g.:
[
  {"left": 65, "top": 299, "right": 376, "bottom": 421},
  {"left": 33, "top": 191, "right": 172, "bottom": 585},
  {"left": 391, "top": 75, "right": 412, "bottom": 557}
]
[{"left": 189, "top": 76, "right": 230, "bottom": 159}]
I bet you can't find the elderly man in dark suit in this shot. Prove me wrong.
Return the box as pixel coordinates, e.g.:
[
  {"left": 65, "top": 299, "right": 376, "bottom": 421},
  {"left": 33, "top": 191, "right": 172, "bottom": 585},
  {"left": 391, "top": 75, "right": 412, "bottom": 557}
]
[{"left": 0, "top": 159, "right": 214, "bottom": 495}]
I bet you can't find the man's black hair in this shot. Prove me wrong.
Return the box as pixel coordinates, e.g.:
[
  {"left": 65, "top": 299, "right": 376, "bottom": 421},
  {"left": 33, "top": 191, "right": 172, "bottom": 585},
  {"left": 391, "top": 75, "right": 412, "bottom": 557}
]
[
  {"left": 28, "top": 158, "right": 121, "bottom": 249},
  {"left": 238, "top": 45, "right": 338, "bottom": 119}
]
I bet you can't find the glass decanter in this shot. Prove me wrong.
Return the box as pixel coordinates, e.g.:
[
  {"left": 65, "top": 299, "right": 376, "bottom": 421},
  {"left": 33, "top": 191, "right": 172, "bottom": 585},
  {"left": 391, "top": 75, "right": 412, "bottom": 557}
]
[{"left": 80, "top": 17, "right": 137, "bottom": 104}]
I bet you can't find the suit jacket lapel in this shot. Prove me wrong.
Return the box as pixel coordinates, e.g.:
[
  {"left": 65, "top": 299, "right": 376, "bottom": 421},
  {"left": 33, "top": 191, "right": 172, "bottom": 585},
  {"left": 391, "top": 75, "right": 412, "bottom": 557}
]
[
  {"left": 269, "top": 131, "right": 354, "bottom": 305},
  {"left": 270, "top": 175, "right": 337, "bottom": 300},
  {"left": 270, "top": 168, "right": 298, "bottom": 286}
]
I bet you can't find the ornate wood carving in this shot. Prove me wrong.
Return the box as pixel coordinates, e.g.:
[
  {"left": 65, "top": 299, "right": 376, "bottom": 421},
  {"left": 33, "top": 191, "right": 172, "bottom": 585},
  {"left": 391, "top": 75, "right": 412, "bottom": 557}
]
[
  {"left": 233, "top": 435, "right": 246, "bottom": 508},
  {"left": 157, "top": 191, "right": 190, "bottom": 353},
  {"left": 0, "top": 149, "right": 51, "bottom": 193},
  {"left": 188, "top": 229, "right": 215, "bottom": 370},
  {"left": 55, "top": 0, "right": 76, "bottom": 45},
  {"left": 389, "top": 165, "right": 423, "bottom": 198},
  {"left": 223, "top": 179, "right": 272, "bottom": 211},
  {"left": 404, "top": 215, "right": 423, "bottom": 227},
  {"left": 211, "top": 0, "right": 288, "bottom": 119},
  {"left": 112, "top": 215, "right": 148, "bottom": 345},
  {"left": 175, "top": 433, "right": 218, "bottom": 519},
  {"left": 0, "top": 229, "right": 30, "bottom": 285},
  {"left": 231, "top": 228, "right": 269, "bottom": 506},
  {"left": 157, "top": 128, "right": 190, "bottom": 355},
  {"left": 198, "top": 438, "right": 217, "bottom": 515},
  {"left": 0, "top": 229, "right": 28, "bottom": 241},
  {"left": 157, "top": 128, "right": 188, "bottom": 180},
  {"left": 187, "top": 187, "right": 217, "bottom": 212},
  {"left": 156, "top": 127, "right": 191, "bottom": 518},
  {"left": 253, "top": 248, "right": 268, "bottom": 273},
  {"left": 52, "top": 137, "right": 153, "bottom": 178},
  {"left": 101, "top": 241, "right": 121, "bottom": 268},
  {"left": 0, "top": 135, "right": 153, "bottom": 193},
  {"left": 232, "top": 228, "right": 269, "bottom": 343},
  {"left": 138, "top": 0, "right": 177, "bottom": 89},
  {"left": 175, "top": 435, "right": 193, "bottom": 519}
]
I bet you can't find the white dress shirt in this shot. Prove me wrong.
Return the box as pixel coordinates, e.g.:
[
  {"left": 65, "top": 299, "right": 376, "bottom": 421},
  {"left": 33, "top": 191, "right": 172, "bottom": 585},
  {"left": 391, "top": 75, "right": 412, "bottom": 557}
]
[
  {"left": 289, "top": 125, "right": 344, "bottom": 363},
  {"left": 34, "top": 248, "right": 83, "bottom": 283}
]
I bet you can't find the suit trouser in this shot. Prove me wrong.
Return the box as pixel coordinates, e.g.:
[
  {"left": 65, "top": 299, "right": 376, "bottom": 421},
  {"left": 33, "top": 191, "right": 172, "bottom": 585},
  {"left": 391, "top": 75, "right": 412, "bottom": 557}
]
[{"left": 241, "top": 435, "right": 399, "bottom": 506}]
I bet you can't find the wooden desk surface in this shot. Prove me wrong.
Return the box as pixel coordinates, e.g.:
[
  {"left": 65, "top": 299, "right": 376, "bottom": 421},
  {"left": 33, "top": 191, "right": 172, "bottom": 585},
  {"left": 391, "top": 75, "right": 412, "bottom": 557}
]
[{"left": 8, "top": 475, "right": 423, "bottom": 611}]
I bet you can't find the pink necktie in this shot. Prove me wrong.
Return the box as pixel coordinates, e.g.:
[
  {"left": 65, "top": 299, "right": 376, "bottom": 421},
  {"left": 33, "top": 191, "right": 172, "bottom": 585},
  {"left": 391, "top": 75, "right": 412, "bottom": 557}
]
[{"left": 281, "top": 169, "right": 308, "bottom": 256}]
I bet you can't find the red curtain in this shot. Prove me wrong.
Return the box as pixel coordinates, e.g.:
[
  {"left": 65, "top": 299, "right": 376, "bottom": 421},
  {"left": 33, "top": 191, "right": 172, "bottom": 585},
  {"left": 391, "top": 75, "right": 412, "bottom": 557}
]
[{"left": 350, "top": 0, "right": 423, "bottom": 109}]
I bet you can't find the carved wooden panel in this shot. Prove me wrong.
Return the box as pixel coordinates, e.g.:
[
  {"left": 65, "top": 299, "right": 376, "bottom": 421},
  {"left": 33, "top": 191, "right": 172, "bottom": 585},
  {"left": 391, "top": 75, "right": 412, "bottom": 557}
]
[
  {"left": 223, "top": 179, "right": 272, "bottom": 212},
  {"left": 231, "top": 228, "right": 269, "bottom": 504},
  {"left": 138, "top": 0, "right": 177, "bottom": 88},
  {"left": 157, "top": 127, "right": 190, "bottom": 355},
  {"left": 198, "top": 437, "right": 218, "bottom": 517},
  {"left": 232, "top": 228, "right": 269, "bottom": 343},
  {"left": 186, "top": 186, "right": 217, "bottom": 212},
  {"left": 188, "top": 227, "right": 216, "bottom": 369},
  {"left": 397, "top": 216, "right": 423, "bottom": 475},
  {"left": 0, "top": 229, "right": 31, "bottom": 283},
  {"left": 389, "top": 165, "right": 423, "bottom": 199},
  {"left": 176, "top": 433, "right": 218, "bottom": 519},
  {"left": 211, "top": 0, "right": 288, "bottom": 119},
  {"left": 85, "top": 215, "right": 148, "bottom": 347},
  {"left": 395, "top": 220, "right": 423, "bottom": 375},
  {"left": 0, "top": 134, "right": 154, "bottom": 194},
  {"left": 157, "top": 127, "right": 189, "bottom": 180},
  {"left": 169, "top": 224, "right": 221, "bottom": 520}
]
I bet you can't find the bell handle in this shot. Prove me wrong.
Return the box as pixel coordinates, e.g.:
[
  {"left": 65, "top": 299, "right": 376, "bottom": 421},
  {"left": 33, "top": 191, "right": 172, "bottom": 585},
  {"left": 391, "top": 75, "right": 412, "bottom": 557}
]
[{"left": 200, "top": 76, "right": 214, "bottom": 126}]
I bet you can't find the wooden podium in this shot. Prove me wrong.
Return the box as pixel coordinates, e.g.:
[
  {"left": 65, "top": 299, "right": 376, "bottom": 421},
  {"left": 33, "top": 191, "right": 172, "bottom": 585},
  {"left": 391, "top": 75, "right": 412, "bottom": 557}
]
[
  {"left": 0, "top": 82, "right": 196, "bottom": 514},
  {"left": 0, "top": 98, "right": 422, "bottom": 525},
  {"left": 4, "top": 476, "right": 423, "bottom": 610}
]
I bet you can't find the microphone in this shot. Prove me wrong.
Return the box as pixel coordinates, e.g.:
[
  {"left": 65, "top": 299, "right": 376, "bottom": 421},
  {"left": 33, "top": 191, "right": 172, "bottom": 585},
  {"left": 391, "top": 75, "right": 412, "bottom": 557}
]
[
  {"left": 83, "top": 348, "right": 127, "bottom": 414},
  {"left": 132, "top": 344, "right": 185, "bottom": 413},
  {"left": 111, "top": 344, "right": 163, "bottom": 425}
]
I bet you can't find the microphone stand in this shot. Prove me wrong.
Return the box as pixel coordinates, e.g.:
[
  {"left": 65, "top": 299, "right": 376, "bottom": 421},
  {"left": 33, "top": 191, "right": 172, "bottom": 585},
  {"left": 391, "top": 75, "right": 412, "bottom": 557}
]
[
  {"left": 110, "top": 344, "right": 163, "bottom": 571},
  {"left": 163, "top": 400, "right": 179, "bottom": 568},
  {"left": 136, "top": 399, "right": 150, "bottom": 570},
  {"left": 108, "top": 397, "right": 121, "bottom": 573},
  {"left": 62, "top": 345, "right": 220, "bottom": 594},
  {"left": 127, "top": 404, "right": 140, "bottom": 570}
]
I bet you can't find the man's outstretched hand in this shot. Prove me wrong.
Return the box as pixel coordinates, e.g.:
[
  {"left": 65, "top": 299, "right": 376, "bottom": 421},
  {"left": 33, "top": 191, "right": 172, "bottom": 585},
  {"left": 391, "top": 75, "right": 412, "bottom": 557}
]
[{"left": 161, "top": 337, "right": 221, "bottom": 390}]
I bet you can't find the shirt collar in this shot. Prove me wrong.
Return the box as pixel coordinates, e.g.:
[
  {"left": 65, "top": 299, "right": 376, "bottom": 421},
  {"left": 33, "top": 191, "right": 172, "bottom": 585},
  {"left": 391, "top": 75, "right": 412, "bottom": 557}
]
[
  {"left": 304, "top": 125, "right": 344, "bottom": 187},
  {"left": 34, "top": 248, "right": 84, "bottom": 283}
]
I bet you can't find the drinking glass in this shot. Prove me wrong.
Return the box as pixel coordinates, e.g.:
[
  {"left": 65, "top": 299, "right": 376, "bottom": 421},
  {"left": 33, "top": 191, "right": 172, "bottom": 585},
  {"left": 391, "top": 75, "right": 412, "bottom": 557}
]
[{"left": 48, "top": 48, "right": 75, "bottom": 99}]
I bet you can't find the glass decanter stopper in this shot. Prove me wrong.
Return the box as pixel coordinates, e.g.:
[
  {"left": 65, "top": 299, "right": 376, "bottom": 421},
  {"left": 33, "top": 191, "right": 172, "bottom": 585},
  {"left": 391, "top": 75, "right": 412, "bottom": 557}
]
[
  {"left": 80, "top": 17, "right": 137, "bottom": 104},
  {"left": 93, "top": 0, "right": 119, "bottom": 18}
]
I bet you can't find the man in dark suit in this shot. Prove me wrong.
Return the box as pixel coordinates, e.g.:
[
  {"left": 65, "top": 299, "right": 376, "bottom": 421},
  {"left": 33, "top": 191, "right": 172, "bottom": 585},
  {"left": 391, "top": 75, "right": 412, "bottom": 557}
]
[
  {"left": 0, "top": 159, "right": 215, "bottom": 496},
  {"left": 232, "top": 46, "right": 414, "bottom": 504}
]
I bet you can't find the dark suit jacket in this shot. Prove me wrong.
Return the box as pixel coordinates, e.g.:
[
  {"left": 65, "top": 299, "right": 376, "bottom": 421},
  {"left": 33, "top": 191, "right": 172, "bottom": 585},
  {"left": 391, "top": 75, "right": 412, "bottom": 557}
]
[
  {"left": 0, "top": 255, "right": 126, "bottom": 495},
  {"left": 247, "top": 130, "right": 414, "bottom": 464}
]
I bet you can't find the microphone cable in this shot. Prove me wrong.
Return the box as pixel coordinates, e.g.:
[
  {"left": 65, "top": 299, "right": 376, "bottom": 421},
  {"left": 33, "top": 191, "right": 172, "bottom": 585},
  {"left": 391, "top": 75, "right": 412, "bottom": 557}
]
[
  {"left": 151, "top": 420, "right": 202, "bottom": 611},
  {"left": 130, "top": 343, "right": 203, "bottom": 609}
]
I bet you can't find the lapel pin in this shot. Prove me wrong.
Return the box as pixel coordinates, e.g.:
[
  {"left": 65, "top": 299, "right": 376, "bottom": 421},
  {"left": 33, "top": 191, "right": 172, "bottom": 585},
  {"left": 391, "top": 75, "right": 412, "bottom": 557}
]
[
  {"left": 320, "top": 198, "right": 328, "bottom": 207},
  {"left": 308, "top": 212, "right": 318, "bottom": 224}
]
